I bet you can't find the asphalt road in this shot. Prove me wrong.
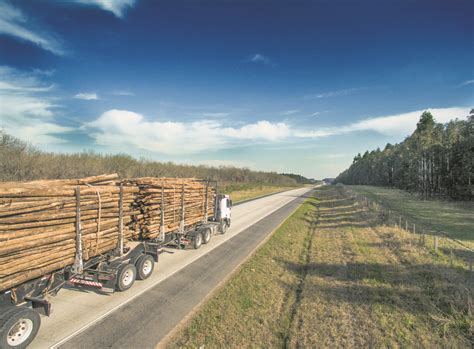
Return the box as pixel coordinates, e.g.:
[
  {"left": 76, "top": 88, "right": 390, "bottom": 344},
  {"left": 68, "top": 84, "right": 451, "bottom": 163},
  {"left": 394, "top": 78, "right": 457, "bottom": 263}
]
[{"left": 29, "top": 186, "right": 313, "bottom": 349}]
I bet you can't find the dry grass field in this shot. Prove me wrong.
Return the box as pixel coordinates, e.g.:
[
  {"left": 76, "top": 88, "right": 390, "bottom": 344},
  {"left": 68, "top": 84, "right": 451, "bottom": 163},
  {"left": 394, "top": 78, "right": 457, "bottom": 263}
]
[{"left": 168, "top": 185, "right": 473, "bottom": 348}]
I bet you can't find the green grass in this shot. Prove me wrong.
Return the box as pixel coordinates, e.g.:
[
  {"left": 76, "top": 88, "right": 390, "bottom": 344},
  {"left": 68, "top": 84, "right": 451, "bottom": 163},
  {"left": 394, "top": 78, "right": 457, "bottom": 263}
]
[
  {"left": 167, "top": 186, "right": 473, "bottom": 348},
  {"left": 225, "top": 184, "right": 299, "bottom": 203},
  {"left": 348, "top": 185, "right": 474, "bottom": 246}
]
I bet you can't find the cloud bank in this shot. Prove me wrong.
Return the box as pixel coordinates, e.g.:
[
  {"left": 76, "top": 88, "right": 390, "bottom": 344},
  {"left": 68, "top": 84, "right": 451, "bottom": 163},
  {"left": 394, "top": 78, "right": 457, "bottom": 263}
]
[
  {"left": 86, "top": 110, "right": 290, "bottom": 154},
  {"left": 84, "top": 107, "right": 471, "bottom": 155}
]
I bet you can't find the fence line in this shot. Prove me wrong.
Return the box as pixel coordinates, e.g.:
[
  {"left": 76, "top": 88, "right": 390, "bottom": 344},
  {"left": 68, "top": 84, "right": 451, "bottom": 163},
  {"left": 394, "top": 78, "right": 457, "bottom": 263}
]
[{"left": 338, "top": 184, "right": 473, "bottom": 273}]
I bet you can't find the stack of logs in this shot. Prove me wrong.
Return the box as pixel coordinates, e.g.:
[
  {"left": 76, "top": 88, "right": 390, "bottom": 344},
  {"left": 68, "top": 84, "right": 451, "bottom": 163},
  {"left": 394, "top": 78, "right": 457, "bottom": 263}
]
[
  {"left": 0, "top": 174, "right": 139, "bottom": 291},
  {"left": 0, "top": 175, "right": 216, "bottom": 291},
  {"left": 126, "top": 178, "right": 215, "bottom": 240}
]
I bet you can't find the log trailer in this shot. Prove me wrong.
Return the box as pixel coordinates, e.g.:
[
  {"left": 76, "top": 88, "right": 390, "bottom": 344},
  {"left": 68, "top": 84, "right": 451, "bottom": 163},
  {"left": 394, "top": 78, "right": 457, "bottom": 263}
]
[{"left": 0, "top": 180, "right": 232, "bottom": 349}]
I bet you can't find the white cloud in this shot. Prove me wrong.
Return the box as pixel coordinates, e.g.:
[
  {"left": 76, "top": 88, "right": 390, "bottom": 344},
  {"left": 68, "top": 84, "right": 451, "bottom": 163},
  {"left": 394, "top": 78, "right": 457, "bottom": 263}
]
[
  {"left": 294, "top": 129, "right": 336, "bottom": 138},
  {"left": 281, "top": 110, "right": 300, "bottom": 116},
  {"left": 344, "top": 107, "right": 471, "bottom": 136},
  {"left": 0, "top": 1, "right": 64, "bottom": 55},
  {"left": 222, "top": 120, "right": 290, "bottom": 141},
  {"left": 86, "top": 110, "right": 224, "bottom": 154},
  {"left": 248, "top": 53, "right": 275, "bottom": 66},
  {"left": 84, "top": 107, "right": 470, "bottom": 155},
  {"left": 112, "top": 89, "right": 134, "bottom": 96},
  {"left": 458, "top": 79, "right": 474, "bottom": 87},
  {"left": 0, "top": 81, "right": 53, "bottom": 93},
  {"left": 74, "top": 92, "right": 99, "bottom": 100},
  {"left": 0, "top": 66, "right": 72, "bottom": 143},
  {"left": 0, "top": 65, "right": 54, "bottom": 97},
  {"left": 202, "top": 112, "right": 229, "bottom": 118},
  {"left": 86, "top": 110, "right": 290, "bottom": 155},
  {"left": 73, "top": 0, "right": 137, "bottom": 18},
  {"left": 295, "top": 107, "right": 472, "bottom": 138},
  {"left": 304, "top": 87, "right": 366, "bottom": 99},
  {"left": 32, "top": 68, "right": 55, "bottom": 76}
]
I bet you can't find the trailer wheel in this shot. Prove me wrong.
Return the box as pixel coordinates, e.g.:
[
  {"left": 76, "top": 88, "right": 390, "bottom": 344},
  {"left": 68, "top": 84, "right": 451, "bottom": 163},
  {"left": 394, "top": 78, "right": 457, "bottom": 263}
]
[
  {"left": 193, "top": 233, "right": 202, "bottom": 249},
  {"left": 0, "top": 307, "right": 40, "bottom": 349},
  {"left": 136, "top": 254, "right": 154, "bottom": 280},
  {"left": 202, "top": 228, "right": 211, "bottom": 244},
  {"left": 116, "top": 264, "right": 137, "bottom": 291}
]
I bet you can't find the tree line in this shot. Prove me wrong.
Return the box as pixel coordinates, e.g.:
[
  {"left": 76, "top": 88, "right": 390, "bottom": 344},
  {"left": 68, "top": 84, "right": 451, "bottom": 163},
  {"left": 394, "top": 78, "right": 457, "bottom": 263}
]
[
  {"left": 336, "top": 110, "right": 474, "bottom": 200},
  {"left": 0, "top": 131, "right": 305, "bottom": 189},
  {"left": 280, "top": 173, "right": 317, "bottom": 184}
]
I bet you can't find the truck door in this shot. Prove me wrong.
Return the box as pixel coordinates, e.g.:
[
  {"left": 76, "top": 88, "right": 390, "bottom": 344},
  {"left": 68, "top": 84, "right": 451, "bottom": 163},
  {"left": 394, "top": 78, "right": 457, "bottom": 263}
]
[{"left": 221, "top": 197, "right": 231, "bottom": 220}]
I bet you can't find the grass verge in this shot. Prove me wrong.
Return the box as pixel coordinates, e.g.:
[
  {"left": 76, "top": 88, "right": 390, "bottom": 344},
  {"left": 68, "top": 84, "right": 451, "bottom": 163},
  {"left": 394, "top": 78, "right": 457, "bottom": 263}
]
[
  {"left": 167, "top": 185, "right": 473, "bottom": 348},
  {"left": 348, "top": 185, "right": 474, "bottom": 246}
]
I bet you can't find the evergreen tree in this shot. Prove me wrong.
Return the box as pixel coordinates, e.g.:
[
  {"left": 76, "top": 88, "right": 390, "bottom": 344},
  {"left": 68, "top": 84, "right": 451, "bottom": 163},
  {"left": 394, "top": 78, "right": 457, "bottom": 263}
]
[{"left": 335, "top": 111, "right": 474, "bottom": 200}]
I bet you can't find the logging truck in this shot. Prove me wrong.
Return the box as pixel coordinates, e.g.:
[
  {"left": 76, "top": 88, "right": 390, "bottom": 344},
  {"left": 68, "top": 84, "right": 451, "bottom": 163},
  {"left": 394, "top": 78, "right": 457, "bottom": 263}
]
[{"left": 0, "top": 179, "right": 232, "bottom": 349}]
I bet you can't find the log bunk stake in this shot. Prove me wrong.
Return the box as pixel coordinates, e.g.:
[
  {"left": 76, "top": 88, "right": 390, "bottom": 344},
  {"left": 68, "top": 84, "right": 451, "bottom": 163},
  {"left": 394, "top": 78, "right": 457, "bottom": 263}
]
[
  {"left": 179, "top": 182, "right": 185, "bottom": 235},
  {"left": 72, "top": 186, "right": 83, "bottom": 274},
  {"left": 160, "top": 184, "right": 165, "bottom": 241},
  {"left": 117, "top": 183, "right": 124, "bottom": 256}
]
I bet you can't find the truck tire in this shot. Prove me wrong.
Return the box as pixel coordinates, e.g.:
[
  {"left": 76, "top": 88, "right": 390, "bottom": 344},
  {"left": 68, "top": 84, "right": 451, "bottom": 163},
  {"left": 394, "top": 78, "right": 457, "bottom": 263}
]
[
  {"left": 116, "top": 264, "right": 137, "bottom": 291},
  {"left": 136, "top": 254, "right": 154, "bottom": 280},
  {"left": 202, "top": 228, "right": 211, "bottom": 244},
  {"left": 227, "top": 218, "right": 231, "bottom": 227},
  {"left": 0, "top": 307, "right": 40, "bottom": 349},
  {"left": 220, "top": 221, "right": 227, "bottom": 234},
  {"left": 193, "top": 233, "right": 202, "bottom": 249}
]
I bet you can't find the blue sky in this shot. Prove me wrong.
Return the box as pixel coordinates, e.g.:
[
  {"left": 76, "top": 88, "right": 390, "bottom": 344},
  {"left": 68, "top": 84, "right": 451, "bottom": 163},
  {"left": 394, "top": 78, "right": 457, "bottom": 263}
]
[{"left": 0, "top": 0, "right": 472, "bottom": 178}]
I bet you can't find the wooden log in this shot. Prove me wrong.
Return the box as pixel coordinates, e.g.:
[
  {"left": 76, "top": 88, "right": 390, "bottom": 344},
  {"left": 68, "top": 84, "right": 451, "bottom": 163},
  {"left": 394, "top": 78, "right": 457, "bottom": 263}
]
[
  {"left": 0, "top": 174, "right": 119, "bottom": 188},
  {"left": 0, "top": 217, "right": 133, "bottom": 254}
]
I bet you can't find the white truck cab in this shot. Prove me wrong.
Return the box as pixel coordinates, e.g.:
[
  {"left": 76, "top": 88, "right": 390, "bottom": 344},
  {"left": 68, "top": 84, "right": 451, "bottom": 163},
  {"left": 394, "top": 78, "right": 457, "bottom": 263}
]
[{"left": 217, "top": 194, "right": 232, "bottom": 233}]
